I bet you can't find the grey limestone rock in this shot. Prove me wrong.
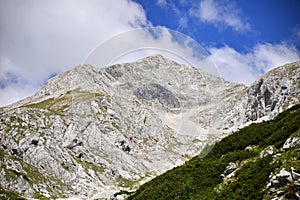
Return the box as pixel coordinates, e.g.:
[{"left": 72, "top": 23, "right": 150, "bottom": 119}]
[
  {"left": 134, "top": 83, "right": 180, "bottom": 108},
  {"left": 221, "top": 162, "right": 238, "bottom": 180},
  {"left": 260, "top": 146, "right": 275, "bottom": 158},
  {"left": 266, "top": 167, "right": 300, "bottom": 199},
  {"left": 283, "top": 136, "right": 300, "bottom": 150},
  {"left": 0, "top": 55, "right": 299, "bottom": 199}
]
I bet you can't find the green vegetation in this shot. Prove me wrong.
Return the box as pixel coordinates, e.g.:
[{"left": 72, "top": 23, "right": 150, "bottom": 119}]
[
  {"left": 73, "top": 157, "right": 105, "bottom": 175},
  {"left": 32, "top": 193, "right": 49, "bottom": 200},
  {"left": 25, "top": 98, "right": 55, "bottom": 109},
  {"left": 112, "top": 122, "right": 121, "bottom": 131},
  {"left": 32, "top": 193, "right": 50, "bottom": 200},
  {"left": 0, "top": 187, "right": 25, "bottom": 200},
  {"left": 223, "top": 84, "right": 245, "bottom": 94},
  {"left": 24, "top": 89, "right": 105, "bottom": 115},
  {"left": 116, "top": 177, "right": 140, "bottom": 189},
  {"left": 128, "top": 104, "right": 300, "bottom": 200}
]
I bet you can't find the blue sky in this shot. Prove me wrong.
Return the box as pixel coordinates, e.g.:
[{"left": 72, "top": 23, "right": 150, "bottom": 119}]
[
  {"left": 0, "top": 0, "right": 300, "bottom": 106},
  {"left": 136, "top": 0, "right": 300, "bottom": 52}
]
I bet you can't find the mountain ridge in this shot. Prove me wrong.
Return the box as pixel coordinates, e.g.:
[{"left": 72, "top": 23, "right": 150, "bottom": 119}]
[{"left": 0, "top": 55, "right": 299, "bottom": 199}]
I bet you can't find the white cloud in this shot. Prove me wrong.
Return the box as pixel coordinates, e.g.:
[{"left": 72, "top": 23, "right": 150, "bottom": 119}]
[
  {"left": 209, "top": 43, "right": 300, "bottom": 85},
  {"left": 252, "top": 43, "right": 300, "bottom": 72},
  {"left": 0, "top": 85, "right": 37, "bottom": 108},
  {"left": 198, "top": 0, "right": 218, "bottom": 21},
  {"left": 190, "top": 0, "right": 250, "bottom": 32},
  {"left": 178, "top": 16, "right": 188, "bottom": 29},
  {"left": 0, "top": 0, "right": 149, "bottom": 106},
  {"left": 208, "top": 46, "right": 256, "bottom": 84},
  {"left": 157, "top": 0, "right": 168, "bottom": 7}
]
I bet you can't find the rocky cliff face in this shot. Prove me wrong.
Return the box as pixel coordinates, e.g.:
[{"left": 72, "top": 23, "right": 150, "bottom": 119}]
[
  {"left": 0, "top": 55, "right": 299, "bottom": 199},
  {"left": 244, "top": 62, "right": 300, "bottom": 122},
  {"left": 221, "top": 61, "right": 300, "bottom": 131}
]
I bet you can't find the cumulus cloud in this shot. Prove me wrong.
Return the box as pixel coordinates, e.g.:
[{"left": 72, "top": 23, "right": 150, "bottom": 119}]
[
  {"left": 0, "top": 0, "right": 149, "bottom": 106},
  {"left": 209, "top": 43, "right": 300, "bottom": 85},
  {"left": 190, "top": 0, "right": 250, "bottom": 32}
]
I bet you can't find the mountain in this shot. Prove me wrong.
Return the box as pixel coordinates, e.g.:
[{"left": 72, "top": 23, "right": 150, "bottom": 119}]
[
  {"left": 0, "top": 55, "right": 299, "bottom": 199},
  {"left": 128, "top": 104, "right": 300, "bottom": 200}
]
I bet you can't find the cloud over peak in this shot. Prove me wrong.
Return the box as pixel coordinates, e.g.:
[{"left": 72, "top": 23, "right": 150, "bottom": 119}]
[{"left": 209, "top": 42, "right": 300, "bottom": 85}]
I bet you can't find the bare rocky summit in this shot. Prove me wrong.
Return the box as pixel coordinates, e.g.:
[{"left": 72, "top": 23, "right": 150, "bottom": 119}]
[{"left": 0, "top": 55, "right": 299, "bottom": 199}]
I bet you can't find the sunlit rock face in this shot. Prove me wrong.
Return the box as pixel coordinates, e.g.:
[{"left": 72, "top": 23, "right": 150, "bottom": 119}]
[{"left": 0, "top": 55, "right": 299, "bottom": 199}]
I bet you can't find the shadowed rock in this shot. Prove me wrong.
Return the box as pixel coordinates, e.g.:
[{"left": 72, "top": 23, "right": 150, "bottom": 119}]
[{"left": 134, "top": 83, "right": 180, "bottom": 108}]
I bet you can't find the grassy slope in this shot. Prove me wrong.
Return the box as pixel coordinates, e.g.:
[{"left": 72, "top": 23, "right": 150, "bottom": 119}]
[{"left": 128, "top": 104, "right": 300, "bottom": 200}]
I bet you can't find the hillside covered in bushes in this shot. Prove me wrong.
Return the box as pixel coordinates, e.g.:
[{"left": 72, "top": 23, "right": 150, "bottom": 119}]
[{"left": 128, "top": 104, "right": 300, "bottom": 200}]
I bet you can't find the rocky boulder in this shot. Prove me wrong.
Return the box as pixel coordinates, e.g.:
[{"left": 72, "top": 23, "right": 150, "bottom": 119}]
[
  {"left": 266, "top": 167, "right": 300, "bottom": 199},
  {"left": 283, "top": 136, "right": 300, "bottom": 150},
  {"left": 260, "top": 146, "right": 275, "bottom": 158},
  {"left": 221, "top": 162, "right": 238, "bottom": 180}
]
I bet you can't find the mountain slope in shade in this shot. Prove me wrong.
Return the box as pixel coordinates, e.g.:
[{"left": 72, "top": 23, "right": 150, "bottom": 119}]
[{"left": 0, "top": 55, "right": 299, "bottom": 199}]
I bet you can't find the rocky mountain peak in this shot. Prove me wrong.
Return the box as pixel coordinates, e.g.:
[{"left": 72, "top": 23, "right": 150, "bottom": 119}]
[
  {"left": 136, "top": 54, "right": 175, "bottom": 65},
  {"left": 0, "top": 56, "right": 299, "bottom": 199}
]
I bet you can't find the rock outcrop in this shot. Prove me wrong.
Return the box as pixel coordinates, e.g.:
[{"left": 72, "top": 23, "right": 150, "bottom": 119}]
[
  {"left": 283, "top": 136, "right": 300, "bottom": 150},
  {"left": 244, "top": 63, "right": 300, "bottom": 122},
  {"left": 260, "top": 146, "right": 275, "bottom": 158},
  {"left": 266, "top": 167, "right": 300, "bottom": 199},
  {"left": 221, "top": 162, "right": 239, "bottom": 181}
]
